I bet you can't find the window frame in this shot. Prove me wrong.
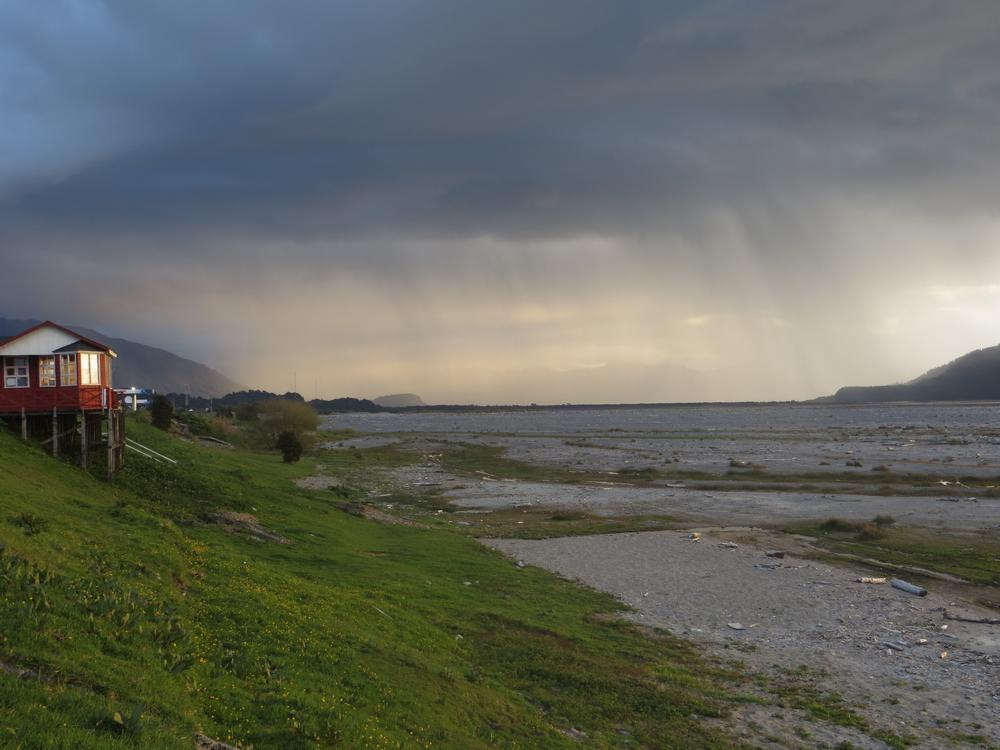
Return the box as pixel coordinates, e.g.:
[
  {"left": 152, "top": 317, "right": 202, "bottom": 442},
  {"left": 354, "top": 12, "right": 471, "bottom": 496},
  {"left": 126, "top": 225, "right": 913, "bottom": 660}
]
[
  {"left": 3, "top": 357, "right": 31, "bottom": 389},
  {"left": 3, "top": 357, "right": 29, "bottom": 388},
  {"left": 80, "top": 352, "right": 102, "bottom": 386},
  {"left": 39, "top": 356, "right": 56, "bottom": 387},
  {"left": 59, "top": 353, "right": 78, "bottom": 387}
]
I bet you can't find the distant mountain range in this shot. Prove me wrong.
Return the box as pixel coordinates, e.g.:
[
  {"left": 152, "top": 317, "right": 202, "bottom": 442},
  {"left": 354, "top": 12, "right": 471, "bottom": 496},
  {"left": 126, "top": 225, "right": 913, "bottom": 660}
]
[
  {"left": 0, "top": 318, "right": 244, "bottom": 398},
  {"left": 819, "top": 343, "right": 1000, "bottom": 403},
  {"left": 373, "top": 393, "right": 425, "bottom": 407}
]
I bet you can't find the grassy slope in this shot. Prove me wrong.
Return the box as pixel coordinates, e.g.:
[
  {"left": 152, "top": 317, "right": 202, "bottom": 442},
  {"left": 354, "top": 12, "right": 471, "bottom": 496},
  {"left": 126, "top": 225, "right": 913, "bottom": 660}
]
[
  {"left": 782, "top": 521, "right": 1000, "bottom": 588},
  {"left": 0, "top": 420, "right": 742, "bottom": 749}
]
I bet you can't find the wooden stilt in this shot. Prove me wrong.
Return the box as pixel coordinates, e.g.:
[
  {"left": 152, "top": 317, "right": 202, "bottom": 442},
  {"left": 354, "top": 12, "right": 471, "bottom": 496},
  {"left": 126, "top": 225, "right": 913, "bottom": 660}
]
[
  {"left": 52, "top": 408, "right": 59, "bottom": 457},
  {"left": 21, "top": 408, "right": 27, "bottom": 440},
  {"left": 107, "top": 410, "right": 115, "bottom": 481},
  {"left": 81, "top": 410, "right": 88, "bottom": 470}
]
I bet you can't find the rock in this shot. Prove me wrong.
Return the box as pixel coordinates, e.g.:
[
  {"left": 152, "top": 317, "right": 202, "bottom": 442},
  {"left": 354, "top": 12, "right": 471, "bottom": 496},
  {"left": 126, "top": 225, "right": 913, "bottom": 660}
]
[
  {"left": 195, "top": 735, "right": 241, "bottom": 750},
  {"left": 727, "top": 622, "right": 746, "bottom": 631},
  {"left": 765, "top": 550, "right": 785, "bottom": 559}
]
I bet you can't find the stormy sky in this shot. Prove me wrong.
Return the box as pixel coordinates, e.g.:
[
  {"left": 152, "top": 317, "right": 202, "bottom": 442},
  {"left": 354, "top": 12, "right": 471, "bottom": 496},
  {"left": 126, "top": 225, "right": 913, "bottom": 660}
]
[{"left": 3, "top": 1, "right": 1000, "bottom": 403}]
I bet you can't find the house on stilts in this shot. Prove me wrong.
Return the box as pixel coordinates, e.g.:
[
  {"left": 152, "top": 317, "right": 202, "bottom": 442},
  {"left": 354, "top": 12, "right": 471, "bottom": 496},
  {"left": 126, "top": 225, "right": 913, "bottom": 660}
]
[{"left": 0, "top": 320, "right": 125, "bottom": 475}]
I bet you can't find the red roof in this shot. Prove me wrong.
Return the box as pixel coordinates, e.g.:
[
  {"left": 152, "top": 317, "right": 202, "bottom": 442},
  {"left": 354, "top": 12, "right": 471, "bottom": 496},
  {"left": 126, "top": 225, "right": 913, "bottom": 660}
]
[{"left": 0, "top": 320, "right": 117, "bottom": 357}]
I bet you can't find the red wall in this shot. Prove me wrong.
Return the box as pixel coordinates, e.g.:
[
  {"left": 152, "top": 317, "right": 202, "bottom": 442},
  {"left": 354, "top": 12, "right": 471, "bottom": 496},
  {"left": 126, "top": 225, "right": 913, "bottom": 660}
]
[{"left": 0, "top": 354, "right": 115, "bottom": 415}]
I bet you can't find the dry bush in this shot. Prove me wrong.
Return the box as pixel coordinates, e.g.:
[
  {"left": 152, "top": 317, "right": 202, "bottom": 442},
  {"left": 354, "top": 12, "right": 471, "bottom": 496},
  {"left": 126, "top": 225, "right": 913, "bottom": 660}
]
[{"left": 857, "top": 522, "right": 884, "bottom": 541}]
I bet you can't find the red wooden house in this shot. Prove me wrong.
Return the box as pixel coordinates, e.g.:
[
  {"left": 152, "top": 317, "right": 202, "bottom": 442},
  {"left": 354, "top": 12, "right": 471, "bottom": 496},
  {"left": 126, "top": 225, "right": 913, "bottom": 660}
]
[{"left": 0, "top": 321, "right": 124, "bottom": 472}]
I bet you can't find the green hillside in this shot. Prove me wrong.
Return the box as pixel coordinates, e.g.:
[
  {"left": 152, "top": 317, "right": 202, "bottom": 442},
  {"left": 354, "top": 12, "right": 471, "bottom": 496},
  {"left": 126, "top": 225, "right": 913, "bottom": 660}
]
[{"left": 0, "top": 419, "right": 741, "bottom": 749}]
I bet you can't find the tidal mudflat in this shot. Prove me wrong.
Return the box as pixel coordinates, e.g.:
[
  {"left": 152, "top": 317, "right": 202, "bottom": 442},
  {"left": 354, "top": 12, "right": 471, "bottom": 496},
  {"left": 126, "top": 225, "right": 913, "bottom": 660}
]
[
  {"left": 327, "top": 403, "right": 1000, "bottom": 528},
  {"left": 324, "top": 404, "right": 1000, "bottom": 748}
]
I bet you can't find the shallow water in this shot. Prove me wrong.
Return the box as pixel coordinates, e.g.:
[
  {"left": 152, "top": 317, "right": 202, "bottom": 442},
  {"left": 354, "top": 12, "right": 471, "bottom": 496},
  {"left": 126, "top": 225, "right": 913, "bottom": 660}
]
[{"left": 323, "top": 402, "right": 1000, "bottom": 435}]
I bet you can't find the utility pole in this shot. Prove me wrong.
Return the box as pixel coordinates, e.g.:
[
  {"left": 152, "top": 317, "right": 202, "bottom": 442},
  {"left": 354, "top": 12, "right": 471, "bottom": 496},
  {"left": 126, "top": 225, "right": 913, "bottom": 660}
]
[
  {"left": 185, "top": 384, "right": 189, "bottom": 411},
  {"left": 293, "top": 371, "right": 297, "bottom": 395}
]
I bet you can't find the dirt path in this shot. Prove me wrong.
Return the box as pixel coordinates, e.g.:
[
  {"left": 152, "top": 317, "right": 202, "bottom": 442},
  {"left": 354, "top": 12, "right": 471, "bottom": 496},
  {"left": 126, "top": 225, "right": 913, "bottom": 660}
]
[{"left": 486, "top": 531, "right": 1000, "bottom": 749}]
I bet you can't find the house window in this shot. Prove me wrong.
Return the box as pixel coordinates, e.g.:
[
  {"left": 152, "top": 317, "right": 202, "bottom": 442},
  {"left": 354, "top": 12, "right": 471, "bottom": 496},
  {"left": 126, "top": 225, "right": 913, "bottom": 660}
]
[
  {"left": 39, "top": 356, "right": 56, "bottom": 387},
  {"left": 80, "top": 353, "right": 101, "bottom": 385},
  {"left": 4, "top": 357, "right": 29, "bottom": 388},
  {"left": 59, "top": 354, "right": 77, "bottom": 386}
]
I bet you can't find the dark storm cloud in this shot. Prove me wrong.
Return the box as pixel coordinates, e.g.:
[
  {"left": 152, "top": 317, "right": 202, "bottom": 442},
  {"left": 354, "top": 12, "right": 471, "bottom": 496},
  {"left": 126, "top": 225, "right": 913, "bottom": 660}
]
[
  {"left": 3, "top": 2, "right": 1000, "bottom": 402},
  {"left": 4, "top": 0, "right": 1000, "bottom": 257}
]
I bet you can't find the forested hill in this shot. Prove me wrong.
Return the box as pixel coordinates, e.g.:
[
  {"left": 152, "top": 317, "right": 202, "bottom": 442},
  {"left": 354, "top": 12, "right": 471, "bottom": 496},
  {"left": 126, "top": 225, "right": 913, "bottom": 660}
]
[{"left": 820, "top": 344, "right": 1000, "bottom": 403}]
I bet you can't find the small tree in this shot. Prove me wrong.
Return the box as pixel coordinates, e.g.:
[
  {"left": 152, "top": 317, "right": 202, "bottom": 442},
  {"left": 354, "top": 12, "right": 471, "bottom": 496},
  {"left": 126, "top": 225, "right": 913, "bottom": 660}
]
[
  {"left": 253, "top": 399, "right": 318, "bottom": 447},
  {"left": 234, "top": 403, "right": 259, "bottom": 423},
  {"left": 150, "top": 395, "right": 174, "bottom": 431},
  {"left": 276, "top": 431, "right": 303, "bottom": 463}
]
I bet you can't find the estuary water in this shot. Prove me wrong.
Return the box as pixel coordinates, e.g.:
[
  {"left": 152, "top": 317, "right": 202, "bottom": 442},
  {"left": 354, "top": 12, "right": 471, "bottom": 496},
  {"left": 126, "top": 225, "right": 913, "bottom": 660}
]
[{"left": 322, "top": 402, "right": 1000, "bottom": 435}]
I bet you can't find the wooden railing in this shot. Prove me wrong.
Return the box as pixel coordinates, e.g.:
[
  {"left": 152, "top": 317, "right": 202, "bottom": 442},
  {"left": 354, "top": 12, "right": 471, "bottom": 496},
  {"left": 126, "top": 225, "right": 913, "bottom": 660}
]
[{"left": 0, "top": 386, "right": 116, "bottom": 415}]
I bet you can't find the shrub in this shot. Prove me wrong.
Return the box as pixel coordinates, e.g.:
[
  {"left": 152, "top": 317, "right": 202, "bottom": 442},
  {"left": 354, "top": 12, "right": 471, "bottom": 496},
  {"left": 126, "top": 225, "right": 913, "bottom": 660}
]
[
  {"left": 872, "top": 514, "right": 896, "bottom": 526},
  {"left": 252, "top": 399, "right": 318, "bottom": 448},
  {"left": 150, "top": 395, "right": 173, "bottom": 431},
  {"left": 9, "top": 512, "right": 47, "bottom": 536},
  {"left": 276, "top": 431, "right": 303, "bottom": 463},
  {"left": 234, "top": 403, "right": 259, "bottom": 423},
  {"left": 857, "top": 522, "right": 884, "bottom": 541},
  {"left": 549, "top": 510, "right": 588, "bottom": 521},
  {"left": 820, "top": 517, "right": 859, "bottom": 534}
]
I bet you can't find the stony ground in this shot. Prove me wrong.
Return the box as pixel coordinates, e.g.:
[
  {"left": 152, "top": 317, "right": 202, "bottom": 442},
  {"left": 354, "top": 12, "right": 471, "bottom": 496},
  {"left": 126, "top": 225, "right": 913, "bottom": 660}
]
[
  {"left": 392, "top": 460, "right": 1000, "bottom": 529},
  {"left": 488, "top": 530, "right": 1000, "bottom": 749}
]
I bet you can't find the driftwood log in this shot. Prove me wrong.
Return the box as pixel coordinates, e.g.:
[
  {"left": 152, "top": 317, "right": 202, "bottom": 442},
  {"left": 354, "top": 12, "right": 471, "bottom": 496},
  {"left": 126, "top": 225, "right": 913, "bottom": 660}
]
[
  {"left": 890, "top": 578, "right": 928, "bottom": 596},
  {"left": 943, "top": 609, "right": 1000, "bottom": 625}
]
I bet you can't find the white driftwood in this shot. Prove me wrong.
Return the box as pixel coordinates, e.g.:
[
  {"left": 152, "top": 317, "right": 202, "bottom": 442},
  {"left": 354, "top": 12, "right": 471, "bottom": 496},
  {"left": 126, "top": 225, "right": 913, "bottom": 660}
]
[{"left": 856, "top": 577, "right": 888, "bottom": 584}]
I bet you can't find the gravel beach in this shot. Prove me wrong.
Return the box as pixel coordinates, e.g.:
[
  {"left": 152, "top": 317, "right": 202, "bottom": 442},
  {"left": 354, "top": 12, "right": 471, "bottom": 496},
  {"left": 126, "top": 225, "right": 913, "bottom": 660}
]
[{"left": 487, "top": 531, "right": 1000, "bottom": 749}]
